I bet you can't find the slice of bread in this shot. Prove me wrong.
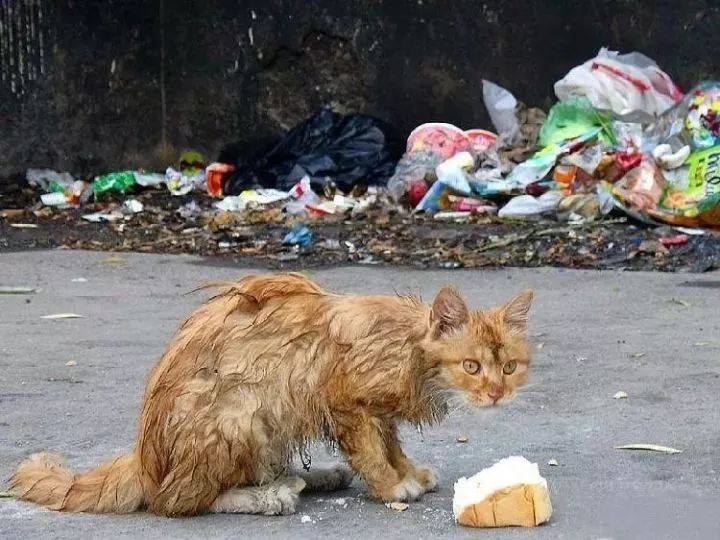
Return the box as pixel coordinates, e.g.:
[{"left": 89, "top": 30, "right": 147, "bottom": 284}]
[{"left": 453, "top": 456, "right": 552, "bottom": 528}]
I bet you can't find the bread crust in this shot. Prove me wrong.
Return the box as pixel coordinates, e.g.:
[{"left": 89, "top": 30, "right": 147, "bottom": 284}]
[{"left": 456, "top": 483, "right": 552, "bottom": 528}]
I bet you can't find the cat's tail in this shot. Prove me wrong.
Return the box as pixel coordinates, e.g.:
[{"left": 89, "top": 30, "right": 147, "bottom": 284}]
[{"left": 10, "top": 451, "right": 144, "bottom": 513}]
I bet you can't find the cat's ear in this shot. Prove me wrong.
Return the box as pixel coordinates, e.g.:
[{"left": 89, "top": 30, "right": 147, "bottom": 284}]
[
  {"left": 430, "top": 286, "right": 469, "bottom": 337},
  {"left": 503, "top": 289, "right": 533, "bottom": 332}
]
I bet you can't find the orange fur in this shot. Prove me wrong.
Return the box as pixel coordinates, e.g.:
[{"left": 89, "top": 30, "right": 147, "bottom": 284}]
[{"left": 11, "top": 272, "right": 533, "bottom": 516}]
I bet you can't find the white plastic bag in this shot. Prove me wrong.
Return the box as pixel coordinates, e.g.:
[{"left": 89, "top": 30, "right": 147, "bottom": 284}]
[
  {"left": 498, "top": 191, "right": 563, "bottom": 219},
  {"left": 482, "top": 80, "right": 520, "bottom": 144},
  {"left": 554, "top": 48, "right": 682, "bottom": 118}
]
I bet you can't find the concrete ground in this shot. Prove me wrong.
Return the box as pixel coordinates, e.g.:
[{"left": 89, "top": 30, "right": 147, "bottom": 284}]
[{"left": 0, "top": 251, "right": 718, "bottom": 540}]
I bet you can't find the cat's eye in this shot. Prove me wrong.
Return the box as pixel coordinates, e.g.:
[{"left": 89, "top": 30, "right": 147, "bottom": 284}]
[
  {"left": 463, "top": 359, "right": 481, "bottom": 375},
  {"left": 503, "top": 360, "right": 517, "bottom": 375}
]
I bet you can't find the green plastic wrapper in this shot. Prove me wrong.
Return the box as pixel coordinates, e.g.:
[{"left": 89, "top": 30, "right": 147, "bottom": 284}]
[
  {"left": 92, "top": 171, "right": 137, "bottom": 194},
  {"left": 539, "top": 97, "right": 617, "bottom": 148}
]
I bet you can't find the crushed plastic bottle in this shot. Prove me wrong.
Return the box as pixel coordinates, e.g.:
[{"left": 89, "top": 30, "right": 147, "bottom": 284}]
[{"left": 92, "top": 171, "right": 137, "bottom": 194}]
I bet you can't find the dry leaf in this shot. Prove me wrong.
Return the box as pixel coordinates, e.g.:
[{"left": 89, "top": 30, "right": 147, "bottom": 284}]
[
  {"left": 671, "top": 298, "right": 691, "bottom": 307},
  {"left": 456, "top": 436, "right": 469, "bottom": 443},
  {"left": 615, "top": 444, "right": 682, "bottom": 454},
  {"left": 65, "top": 360, "right": 77, "bottom": 367},
  {"left": 0, "top": 209, "right": 24, "bottom": 219},
  {"left": 613, "top": 391, "right": 628, "bottom": 400},
  {"left": 0, "top": 286, "right": 36, "bottom": 294},
  {"left": 99, "top": 255, "right": 126, "bottom": 266},
  {"left": 41, "top": 313, "right": 85, "bottom": 320},
  {"left": 386, "top": 502, "right": 409, "bottom": 512},
  {"left": 547, "top": 459, "right": 559, "bottom": 466}
]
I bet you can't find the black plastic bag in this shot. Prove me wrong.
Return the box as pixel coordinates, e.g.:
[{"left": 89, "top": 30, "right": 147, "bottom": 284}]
[{"left": 220, "top": 109, "right": 402, "bottom": 195}]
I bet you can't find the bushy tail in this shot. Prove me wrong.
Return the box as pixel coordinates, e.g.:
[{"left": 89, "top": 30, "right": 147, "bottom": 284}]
[{"left": 10, "top": 452, "right": 144, "bottom": 513}]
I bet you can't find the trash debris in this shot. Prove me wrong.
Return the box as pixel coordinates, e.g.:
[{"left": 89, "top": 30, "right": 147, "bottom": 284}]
[
  {"left": 539, "top": 97, "right": 616, "bottom": 147},
  {"left": 498, "top": 191, "right": 563, "bottom": 219},
  {"left": 0, "top": 286, "right": 36, "bottom": 294},
  {"left": 65, "top": 360, "right": 77, "bottom": 367},
  {"left": 547, "top": 459, "right": 559, "bottom": 466},
  {"left": 26, "top": 169, "right": 77, "bottom": 196},
  {"left": 41, "top": 313, "right": 85, "bottom": 320},
  {"left": 92, "top": 171, "right": 137, "bottom": 194},
  {"left": 659, "top": 234, "right": 689, "bottom": 247},
  {"left": 220, "top": 108, "right": 401, "bottom": 195},
  {"left": 282, "top": 223, "right": 314, "bottom": 247},
  {"left": 122, "top": 199, "right": 144, "bottom": 214},
  {"left": 4, "top": 53, "right": 720, "bottom": 274},
  {"left": 386, "top": 502, "right": 410, "bottom": 512},
  {"left": 205, "top": 162, "right": 235, "bottom": 197},
  {"left": 456, "top": 436, "right": 469, "bottom": 443},
  {"left": 554, "top": 48, "right": 682, "bottom": 117},
  {"left": 614, "top": 444, "right": 682, "bottom": 454},
  {"left": 166, "top": 167, "right": 206, "bottom": 196},
  {"left": 613, "top": 391, "right": 629, "bottom": 399},
  {"left": 300, "top": 515, "right": 313, "bottom": 524},
  {"left": 483, "top": 80, "right": 520, "bottom": 144},
  {"left": 177, "top": 201, "right": 202, "bottom": 220},
  {"left": 670, "top": 298, "right": 691, "bottom": 307}
]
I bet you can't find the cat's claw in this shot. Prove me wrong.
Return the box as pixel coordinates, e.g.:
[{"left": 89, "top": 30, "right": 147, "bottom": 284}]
[{"left": 390, "top": 476, "right": 424, "bottom": 502}]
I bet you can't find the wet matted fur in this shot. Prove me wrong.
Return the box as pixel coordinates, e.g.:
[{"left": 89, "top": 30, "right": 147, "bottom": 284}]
[{"left": 11, "top": 273, "right": 533, "bottom": 516}]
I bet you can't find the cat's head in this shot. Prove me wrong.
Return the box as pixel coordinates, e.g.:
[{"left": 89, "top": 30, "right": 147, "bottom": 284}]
[{"left": 422, "top": 286, "right": 534, "bottom": 407}]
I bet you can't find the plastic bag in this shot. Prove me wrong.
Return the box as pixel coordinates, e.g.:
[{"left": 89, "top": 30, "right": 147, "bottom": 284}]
[
  {"left": 539, "top": 97, "right": 616, "bottom": 147},
  {"left": 26, "top": 169, "right": 75, "bottom": 192},
  {"left": 415, "top": 152, "right": 476, "bottom": 211},
  {"left": 497, "top": 191, "right": 563, "bottom": 219},
  {"left": 483, "top": 80, "right": 520, "bottom": 144},
  {"left": 387, "top": 150, "right": 442, "bottom": 203},
  {"left": 285, "top": 176, "right": 321, "bottom": 215},
  {"left": 282, "top": 223, "right": 314, "bottom": 247},
  {"left": 505, "top": 128, "right": 602, "bottom": 188},
  {"left": 555, "top": 48, "right": 682, "bottom": 118},
  {"left": 220, "top": 109, "right": 402, "bottom": 195}
]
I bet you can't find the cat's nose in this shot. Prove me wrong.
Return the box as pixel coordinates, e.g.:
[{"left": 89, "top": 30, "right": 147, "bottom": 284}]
[{"left": 487, "top": 384, "right": 504, "bottom": 402}]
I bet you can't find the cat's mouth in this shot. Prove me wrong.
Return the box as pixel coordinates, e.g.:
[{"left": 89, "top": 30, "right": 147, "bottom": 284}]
[{"left": 474, "top": 392, "right": 516, "bottom": 407}]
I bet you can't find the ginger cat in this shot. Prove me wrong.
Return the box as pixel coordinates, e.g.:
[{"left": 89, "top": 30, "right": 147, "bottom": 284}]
[{"left": 11, "top": 273, "right": 533, "bottom": 517}]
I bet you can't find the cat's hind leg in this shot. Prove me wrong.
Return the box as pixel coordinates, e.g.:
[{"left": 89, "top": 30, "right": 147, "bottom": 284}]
[
  {"left": 210, "top": 476, "right": 306, "bottom": 515},
  {"left": 297, "top": 465, "right": 355, "bottom": 492}
]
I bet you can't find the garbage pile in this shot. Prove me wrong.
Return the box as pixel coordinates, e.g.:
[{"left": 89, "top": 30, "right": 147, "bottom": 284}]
[
  {"left": 2, "top": 48, "right": 719, "bottom": 271},
  {"left": 388, "top": 48, "right": 720, "bottom": 231}
]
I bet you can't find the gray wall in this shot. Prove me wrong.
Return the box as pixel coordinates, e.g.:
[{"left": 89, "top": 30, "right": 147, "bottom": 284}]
[{"left": 1, "top": 0, "right": 717, "bottom": 178}]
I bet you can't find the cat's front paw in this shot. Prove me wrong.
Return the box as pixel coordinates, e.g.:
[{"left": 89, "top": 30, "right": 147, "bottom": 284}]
[
  {"left": 385, "top": 476, "right": 424, "bottom": 502},
  {"left": 414, "top": 466, "right": 438, "bottom": 492}
]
